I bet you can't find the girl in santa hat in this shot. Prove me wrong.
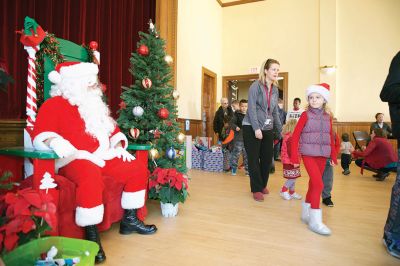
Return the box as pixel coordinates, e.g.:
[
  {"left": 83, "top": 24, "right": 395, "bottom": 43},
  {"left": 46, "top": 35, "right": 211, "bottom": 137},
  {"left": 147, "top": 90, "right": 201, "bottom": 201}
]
[{"left": 290, "top": 83, "right": 337, "bottom": 235}]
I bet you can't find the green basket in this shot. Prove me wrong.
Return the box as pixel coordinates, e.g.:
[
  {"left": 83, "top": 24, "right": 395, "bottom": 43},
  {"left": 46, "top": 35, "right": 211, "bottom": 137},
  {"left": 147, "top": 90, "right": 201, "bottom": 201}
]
[{"left": 2, "top": 236, "right": 99, "bottom": 266}]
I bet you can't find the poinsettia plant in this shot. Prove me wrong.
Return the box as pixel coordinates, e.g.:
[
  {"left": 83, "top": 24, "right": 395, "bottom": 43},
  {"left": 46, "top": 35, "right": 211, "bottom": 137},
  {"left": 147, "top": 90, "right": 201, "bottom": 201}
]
[
  {"left": 148, "top": 167, "right": 189, "bottom": 205},
  {"left": 0, "top": 171, "right": 57, "bottom": 253}
]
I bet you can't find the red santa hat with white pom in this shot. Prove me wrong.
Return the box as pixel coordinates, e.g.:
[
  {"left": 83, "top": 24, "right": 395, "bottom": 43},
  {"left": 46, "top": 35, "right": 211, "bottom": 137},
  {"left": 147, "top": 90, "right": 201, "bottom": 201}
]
[
  {"left": 306, "top": 83, "right": 330, "bottom": 102},
  {"left": 48, "top": 62, "right": 98, "bottom": 84}
]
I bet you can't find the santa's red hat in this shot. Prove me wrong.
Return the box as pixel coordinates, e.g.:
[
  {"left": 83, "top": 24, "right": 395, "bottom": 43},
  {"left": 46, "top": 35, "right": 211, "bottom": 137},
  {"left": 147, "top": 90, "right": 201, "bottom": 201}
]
[
  {"left": 48, "top": 62, "right": 98, "bottom": 84},
  {"left": 306, "top": 83, "right": 330, "bottom": 102}
]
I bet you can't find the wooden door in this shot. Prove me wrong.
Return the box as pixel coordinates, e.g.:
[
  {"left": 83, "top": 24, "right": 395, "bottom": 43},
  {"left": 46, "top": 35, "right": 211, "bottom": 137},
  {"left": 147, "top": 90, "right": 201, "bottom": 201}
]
[{"left": 201, "top": 67, "right": 217, "bottom": 140}]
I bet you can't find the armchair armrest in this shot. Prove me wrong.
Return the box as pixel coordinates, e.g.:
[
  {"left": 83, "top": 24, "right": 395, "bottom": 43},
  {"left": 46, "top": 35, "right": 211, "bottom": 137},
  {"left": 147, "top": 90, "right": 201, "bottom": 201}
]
[
  {"left": 0, "top": 146, "right": 59, "bottom": 190},
  {"left": 127, "top": 143, "right": 151, "bottom": 166}
]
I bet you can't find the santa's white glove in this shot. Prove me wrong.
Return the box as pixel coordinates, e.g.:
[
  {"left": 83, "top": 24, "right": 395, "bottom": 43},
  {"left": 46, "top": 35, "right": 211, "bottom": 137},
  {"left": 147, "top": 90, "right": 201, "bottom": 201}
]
[
  {"left": 114, "top": 147, "right": 135, "bottom": 162},
  {"left": 49, "top": 138, "right": 77, "bottom": 158}
]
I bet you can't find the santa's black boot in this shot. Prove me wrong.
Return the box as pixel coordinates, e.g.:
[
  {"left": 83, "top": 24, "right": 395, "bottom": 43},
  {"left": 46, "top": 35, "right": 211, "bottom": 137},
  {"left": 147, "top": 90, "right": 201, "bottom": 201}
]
[
  {"left": 119, "top": 209, "right": 157, "bottom": 235},
  {"left": 85, "top": 225, "right": 106, "bottom": 264}
]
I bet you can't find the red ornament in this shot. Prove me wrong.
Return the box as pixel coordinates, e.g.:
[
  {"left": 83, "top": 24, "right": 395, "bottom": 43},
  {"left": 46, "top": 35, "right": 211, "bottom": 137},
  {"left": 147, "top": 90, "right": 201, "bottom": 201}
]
[
  {"left": 166, "top": 121, "right": 173, "bottom": 127},
  {"left": 129, "top": 128, "right": 140, "bottom": 139},
  {"left": 89, "top": 41, "right": 98, "bottom": 50},
  {"left": 157, "top": 108, "right": 169, "bottom": 119},
  {"left": 137, "top": 44, "right": 149, "bottom": 56},
  {"left": 142, "top": 78, "right": 152, "bottom": 89},
  {"left": 119, "top": 101, "right": 126, "bottom": 110}
]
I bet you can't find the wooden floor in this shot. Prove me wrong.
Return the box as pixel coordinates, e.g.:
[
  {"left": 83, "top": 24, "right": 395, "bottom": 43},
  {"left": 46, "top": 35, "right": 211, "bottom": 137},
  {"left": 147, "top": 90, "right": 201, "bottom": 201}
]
[{"left": 101, "top": 162, "right": 399, "bottom": 266}]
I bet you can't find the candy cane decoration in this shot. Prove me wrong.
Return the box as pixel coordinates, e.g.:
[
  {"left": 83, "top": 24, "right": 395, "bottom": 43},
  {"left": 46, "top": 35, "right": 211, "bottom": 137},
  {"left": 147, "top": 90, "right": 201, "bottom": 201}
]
[{"left": 24, "top": 46, "right": 39, "bottom": 130}]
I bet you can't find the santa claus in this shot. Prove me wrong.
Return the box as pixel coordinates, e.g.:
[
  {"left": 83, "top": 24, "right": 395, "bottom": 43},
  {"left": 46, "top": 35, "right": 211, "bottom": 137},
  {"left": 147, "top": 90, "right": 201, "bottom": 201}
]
[{"left": 32, "top": 62, "right": 157, "bottom": 263}]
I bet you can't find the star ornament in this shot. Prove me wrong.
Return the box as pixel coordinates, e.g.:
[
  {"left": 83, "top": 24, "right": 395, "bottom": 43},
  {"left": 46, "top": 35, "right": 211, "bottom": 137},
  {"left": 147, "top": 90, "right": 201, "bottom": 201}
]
[{"left": 119, "top": 101, "right": 126, "bottom": 110}]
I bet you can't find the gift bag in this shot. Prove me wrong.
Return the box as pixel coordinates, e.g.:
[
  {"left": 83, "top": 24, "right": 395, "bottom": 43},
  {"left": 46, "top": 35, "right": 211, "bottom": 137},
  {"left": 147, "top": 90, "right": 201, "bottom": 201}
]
[
  {"left": 203, "top": 150, "right": 223, "bottom": 172},
  {"left": 191, "top": 148, "right": 204, "bottom": 170}
]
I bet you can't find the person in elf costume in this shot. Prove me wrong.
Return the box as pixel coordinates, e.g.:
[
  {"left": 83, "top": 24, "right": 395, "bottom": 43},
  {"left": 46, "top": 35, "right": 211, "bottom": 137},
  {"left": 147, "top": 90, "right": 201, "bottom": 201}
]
[{"left": 32, "top": 62, "right": 157, "bottom": 263}]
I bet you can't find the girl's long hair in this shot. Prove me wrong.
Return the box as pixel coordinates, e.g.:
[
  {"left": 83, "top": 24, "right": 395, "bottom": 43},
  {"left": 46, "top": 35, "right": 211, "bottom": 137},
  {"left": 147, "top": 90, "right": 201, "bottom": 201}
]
[{"left": 282, "top": 119, "right": 297, "bottom": 135}]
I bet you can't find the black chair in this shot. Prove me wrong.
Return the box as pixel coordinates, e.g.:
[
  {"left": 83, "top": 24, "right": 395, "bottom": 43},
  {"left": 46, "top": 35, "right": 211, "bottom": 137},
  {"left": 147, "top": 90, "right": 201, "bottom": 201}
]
[{"left": 352, "top": 131, "right": 370, "bottom": 150}]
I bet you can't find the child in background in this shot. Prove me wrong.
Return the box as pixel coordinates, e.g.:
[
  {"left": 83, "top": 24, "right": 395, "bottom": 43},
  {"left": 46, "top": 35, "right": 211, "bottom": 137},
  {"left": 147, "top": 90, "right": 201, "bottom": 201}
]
[
  {"left": 322, "top": 132, "right": 340, "bottom": 207},
  {"left": 340, "top": 133, "right": 354, "bottom": 175},
  {"left": 291, "top": 83, "right": 337, "bottom": 236},
  {"left": 230, "top": 99, "right": 249, "bottom": 175},
  {"left": 231, "top": 100, "right": 240, "bottom": 112},
  {"left": 279, "top": 119, "right": 302, "bottom": 200}
]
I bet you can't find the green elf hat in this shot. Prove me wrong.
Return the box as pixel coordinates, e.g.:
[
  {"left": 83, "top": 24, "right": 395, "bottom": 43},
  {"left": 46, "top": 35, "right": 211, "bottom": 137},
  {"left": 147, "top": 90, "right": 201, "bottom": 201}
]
[{"left": 18, "top": 16, "right": 46, "bottom": 47}]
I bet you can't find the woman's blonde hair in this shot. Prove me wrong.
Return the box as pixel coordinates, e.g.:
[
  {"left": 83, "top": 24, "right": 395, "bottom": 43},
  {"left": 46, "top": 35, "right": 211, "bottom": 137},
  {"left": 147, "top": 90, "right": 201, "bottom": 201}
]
[
  {"left": 259, "top": 58, "right": 280, "bottom": 86},
  {"left": 282, "top": 119, "right": 297, "bottom": 135}
]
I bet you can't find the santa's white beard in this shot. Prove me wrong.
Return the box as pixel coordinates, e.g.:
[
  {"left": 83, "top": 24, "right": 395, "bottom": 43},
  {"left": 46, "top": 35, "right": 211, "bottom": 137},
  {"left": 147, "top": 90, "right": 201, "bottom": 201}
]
[{"left": 50, "top": 79, "right": 116, "bottom": 137}]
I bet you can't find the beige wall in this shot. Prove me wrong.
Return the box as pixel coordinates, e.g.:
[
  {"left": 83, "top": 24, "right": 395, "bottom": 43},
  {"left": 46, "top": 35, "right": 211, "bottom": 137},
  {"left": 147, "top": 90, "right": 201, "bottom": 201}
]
[
  {"left": 176, "top": 0, "right": 400, "bottom": 121},
  {"left": 222, "top": 0, "right": 320, "bottom": 110},
  {"left": 176, "top": 0, "right": 222, "bottom": 119},
  {"left": 336, "top": 0, "right": 400, "bottom": 121}
]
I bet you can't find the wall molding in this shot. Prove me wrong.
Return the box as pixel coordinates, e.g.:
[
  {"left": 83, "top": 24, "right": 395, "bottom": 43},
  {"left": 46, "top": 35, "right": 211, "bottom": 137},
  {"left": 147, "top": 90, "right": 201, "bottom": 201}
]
[{"left": 216, "top": 0, "right": 265, "bottom": 8}]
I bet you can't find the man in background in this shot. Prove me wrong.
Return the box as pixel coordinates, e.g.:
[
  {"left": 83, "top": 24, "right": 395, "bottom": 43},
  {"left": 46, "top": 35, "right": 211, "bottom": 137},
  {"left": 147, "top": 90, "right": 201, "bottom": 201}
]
[{"left": 213, "top": 97, "right": 233, "bottom": 143}]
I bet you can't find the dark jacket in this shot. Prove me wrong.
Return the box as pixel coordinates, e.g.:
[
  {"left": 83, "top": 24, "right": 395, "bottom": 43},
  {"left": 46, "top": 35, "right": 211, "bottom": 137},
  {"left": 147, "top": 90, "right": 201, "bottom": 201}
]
[
  {"left": 380, "top": 51, "right": 400, "bottom": 140},
  {"left": 369, "top": 122, "right": 392, "bottom": 136},
  {"left": 230, "top": 111, "right": 245, "bottom": 141},
  {"left": 213, "top": 106, "right": 233, "bottom": 141}
]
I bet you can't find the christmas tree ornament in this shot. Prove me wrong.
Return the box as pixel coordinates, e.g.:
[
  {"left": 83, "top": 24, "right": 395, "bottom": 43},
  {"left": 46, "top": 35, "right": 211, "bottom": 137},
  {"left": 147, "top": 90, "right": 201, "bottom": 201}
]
[
  {"left": 129, "top": 128, "right": 140, "bottom": 139},
  {"left": 164, "top": 55, "right": 173, "bottom": 64},
  {"left": 157, "top": 108, "right": 169, "bottom": 119},
  {"left": 142, "top": 78, "right": 152, "bottom": 89},
  {"left": 149, "top": 129, "right": 163, "bottom": 139},
  {"left": 149, "top": 148, "right": 159, "bottom": 159},
  {"left": 172, "top": 90, "right": 180, "bottom": 100},
  {"left": 166, "top": 147, "right": 176, "bottom": 160},
  {"left": 148, "top": 19, "right": 155, "bottom": 32},
  {"left": 119, "top": 101, "right": 126, "bottom": 109},
  {"left": 132, "top": 106, "right": 144, "bottom": 117},
  {"left": 137, "top": 44, "right": 149, "bottom": 56},
  {"left": 177, "top": 132, "right": 185, "bottom": 144},
  {"left": 166, "top": 121, "right": 173, "bottom": 127}
]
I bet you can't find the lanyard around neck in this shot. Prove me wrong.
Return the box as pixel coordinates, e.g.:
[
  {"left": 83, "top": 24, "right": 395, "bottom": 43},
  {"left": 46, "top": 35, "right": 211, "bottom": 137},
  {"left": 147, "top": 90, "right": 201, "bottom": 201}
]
[{"left": 263, "top": 82, "right": 273, "bottom": 112}]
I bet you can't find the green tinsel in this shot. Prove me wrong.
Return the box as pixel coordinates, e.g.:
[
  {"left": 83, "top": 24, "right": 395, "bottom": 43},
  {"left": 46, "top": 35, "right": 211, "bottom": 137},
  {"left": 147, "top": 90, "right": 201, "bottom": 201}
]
[{"left": 35, "top": 34, "right": 64, "bottom": 106}]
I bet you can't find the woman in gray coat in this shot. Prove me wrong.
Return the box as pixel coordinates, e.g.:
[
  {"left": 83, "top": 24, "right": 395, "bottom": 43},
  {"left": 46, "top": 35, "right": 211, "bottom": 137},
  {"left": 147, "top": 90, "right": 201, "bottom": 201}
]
[{"left": 242, "top": 58, "right": 282, "bottom": 202}]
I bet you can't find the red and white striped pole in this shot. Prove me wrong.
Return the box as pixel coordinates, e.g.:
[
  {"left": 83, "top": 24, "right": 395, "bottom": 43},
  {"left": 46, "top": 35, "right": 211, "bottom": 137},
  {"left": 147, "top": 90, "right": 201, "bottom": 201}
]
[
  {"left": 24, "top": 46, "right": 39, "bottom": 177},
  {"left": 24, "top": 46, "right": 39, "bottom": 131}
]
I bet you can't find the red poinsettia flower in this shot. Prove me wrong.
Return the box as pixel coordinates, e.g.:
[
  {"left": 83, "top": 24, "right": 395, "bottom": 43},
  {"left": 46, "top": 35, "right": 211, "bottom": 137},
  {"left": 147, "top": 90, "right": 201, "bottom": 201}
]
[
  {"left": 148, "top": 167, "right": 189, "bottom": 205},
  {"left": 0, "top": 187, "right": 57, "bottom": 253},
  {"left": 4, "top": 232, "right": 18, "bottom": 252}
]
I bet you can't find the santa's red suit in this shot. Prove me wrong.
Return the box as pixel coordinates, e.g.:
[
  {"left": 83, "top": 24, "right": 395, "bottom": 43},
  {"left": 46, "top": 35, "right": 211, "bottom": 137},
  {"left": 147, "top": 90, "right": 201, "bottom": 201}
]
[{"left": 32, "top": 96, "right": 148, "bottom": 226}]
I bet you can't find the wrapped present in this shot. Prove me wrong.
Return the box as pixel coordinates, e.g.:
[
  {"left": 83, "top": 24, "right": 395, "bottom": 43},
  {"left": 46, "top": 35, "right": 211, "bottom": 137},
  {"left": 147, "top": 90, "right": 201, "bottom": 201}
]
[
  {"left": 191, "top": 148, "right": 204, "bottom": 170},
  {"left": 203, "top": 150, "right": 223, "bottom": 172}
]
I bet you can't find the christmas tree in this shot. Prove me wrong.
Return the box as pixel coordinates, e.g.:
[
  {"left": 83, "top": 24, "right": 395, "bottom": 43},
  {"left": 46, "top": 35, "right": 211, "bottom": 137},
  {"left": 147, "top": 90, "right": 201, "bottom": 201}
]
[{"left": 118, "top": 21, "right": 186, "bottom": 175}]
